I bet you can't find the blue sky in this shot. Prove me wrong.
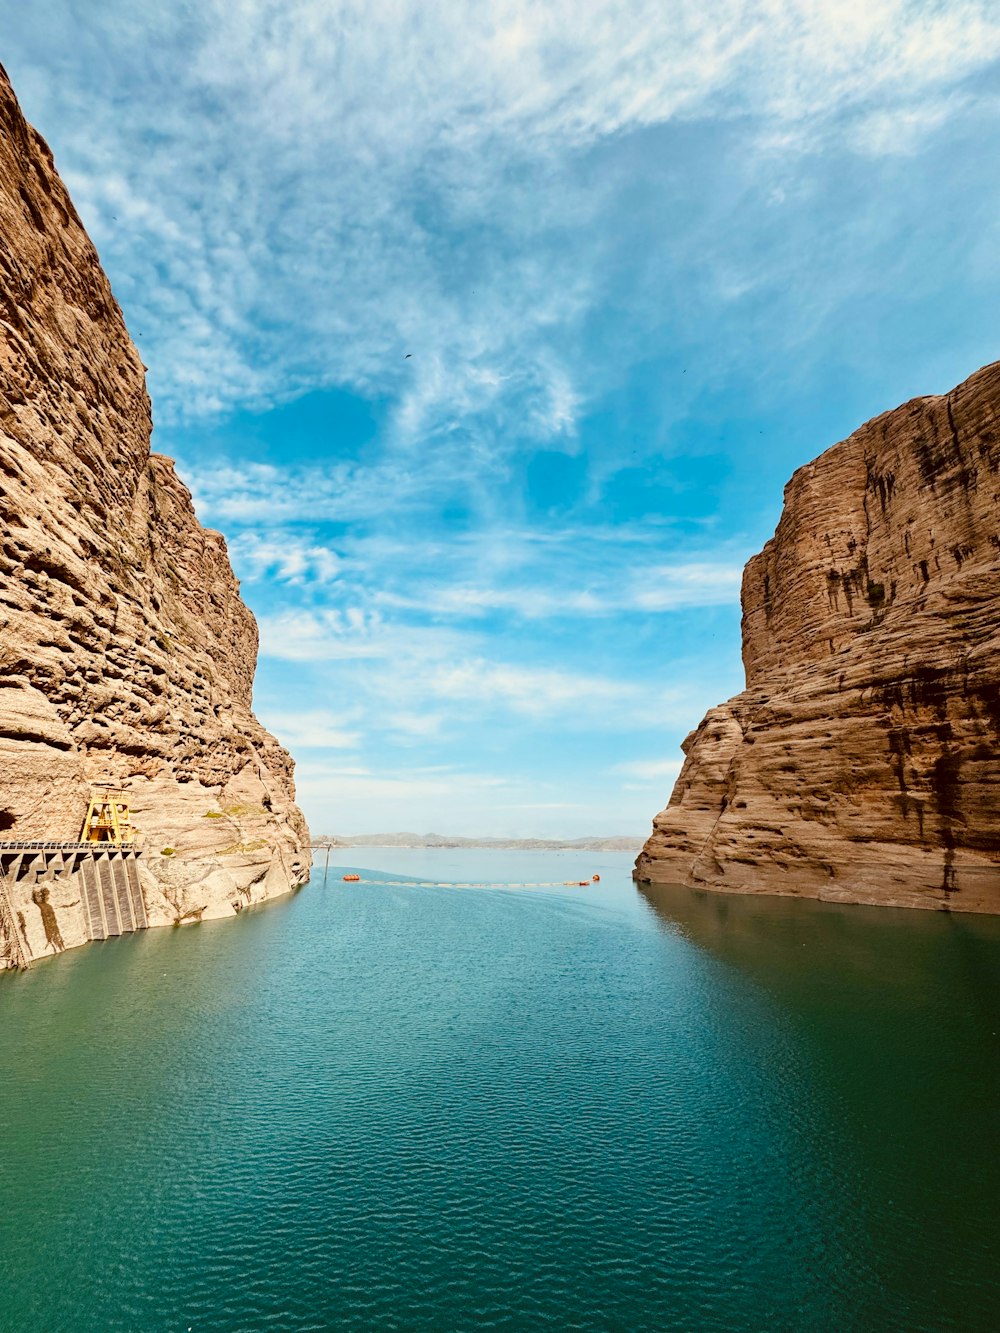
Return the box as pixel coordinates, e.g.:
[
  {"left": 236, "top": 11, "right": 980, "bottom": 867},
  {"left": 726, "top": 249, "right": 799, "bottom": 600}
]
[{"left": 5, "top": 2, "right": 1000, "bottom": 835}]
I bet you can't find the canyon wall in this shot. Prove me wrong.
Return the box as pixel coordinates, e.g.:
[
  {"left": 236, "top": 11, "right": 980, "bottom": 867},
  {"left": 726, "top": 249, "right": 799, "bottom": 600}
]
[
  {"left": 636, "top": 362, "right": 1000, "bottom": 911},
  {"left": 0, "top": 64, "right": 310, "bottom": 965}
]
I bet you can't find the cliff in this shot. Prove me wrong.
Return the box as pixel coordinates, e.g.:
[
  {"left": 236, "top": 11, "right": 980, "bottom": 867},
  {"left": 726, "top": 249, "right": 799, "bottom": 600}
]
[
  {"left": 636, "top": 362, "right": 1000, "bottom": 911},
  {"left": 0, "top": 64, "right": 310, "bottom": 964}
]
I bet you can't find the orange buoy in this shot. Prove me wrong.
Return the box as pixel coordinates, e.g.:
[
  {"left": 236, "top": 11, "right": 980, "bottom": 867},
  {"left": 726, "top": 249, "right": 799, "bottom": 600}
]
[{"left": 342, "top": 873, "right": 361, "bottom": 882}]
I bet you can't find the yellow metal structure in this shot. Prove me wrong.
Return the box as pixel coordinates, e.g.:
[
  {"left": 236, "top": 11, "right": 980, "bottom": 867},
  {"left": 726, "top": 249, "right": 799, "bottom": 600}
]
[{"left": 80, "top": 786, "right": 137, "bottom": 846}]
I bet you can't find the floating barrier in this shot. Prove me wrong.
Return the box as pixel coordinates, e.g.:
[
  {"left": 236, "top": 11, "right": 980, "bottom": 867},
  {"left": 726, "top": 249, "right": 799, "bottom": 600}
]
[{"left": 332, "top": 876, "right": 597, "bottom": 889}]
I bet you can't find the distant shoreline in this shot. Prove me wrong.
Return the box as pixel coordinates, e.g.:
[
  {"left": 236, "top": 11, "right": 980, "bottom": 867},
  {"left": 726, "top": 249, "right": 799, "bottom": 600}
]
[{"left": 312, "top": 834, "right": 642, "bottom": 852}]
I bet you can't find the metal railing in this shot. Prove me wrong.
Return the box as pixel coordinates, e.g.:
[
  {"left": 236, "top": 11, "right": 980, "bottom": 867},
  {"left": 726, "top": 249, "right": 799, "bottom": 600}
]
[{"left": 0, "top": 841, "right": 141, "bottom": 853}]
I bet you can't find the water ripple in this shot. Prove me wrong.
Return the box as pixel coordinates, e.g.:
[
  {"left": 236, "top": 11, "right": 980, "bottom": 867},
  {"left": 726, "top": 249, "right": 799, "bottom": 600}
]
[{"left": 1, "top": 853, "right": 999, "bottom": 1330}]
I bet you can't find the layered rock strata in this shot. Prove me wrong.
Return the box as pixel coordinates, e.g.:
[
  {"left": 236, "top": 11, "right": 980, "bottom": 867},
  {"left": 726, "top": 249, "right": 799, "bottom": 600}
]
[
  {"left": 0, "top": 64, "right": 309, "bottom": 964},
  {"left": 636, "top": 362, "right": 1000, "bottom": 911}
]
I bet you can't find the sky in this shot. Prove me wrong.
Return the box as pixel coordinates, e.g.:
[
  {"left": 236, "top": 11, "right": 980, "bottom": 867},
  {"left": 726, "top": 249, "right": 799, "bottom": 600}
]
[{"left": 4, "top": 2, "right": 1000, "bottom": 837}]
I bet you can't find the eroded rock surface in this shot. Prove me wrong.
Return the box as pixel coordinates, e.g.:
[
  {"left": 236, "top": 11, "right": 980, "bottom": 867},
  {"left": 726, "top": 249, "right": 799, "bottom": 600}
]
[
  {"left": 0, "top": 64, "right": 309, "bottom": 963},
  {"left": 636, "top": 362, "right": 1000, "bottom": 911}
]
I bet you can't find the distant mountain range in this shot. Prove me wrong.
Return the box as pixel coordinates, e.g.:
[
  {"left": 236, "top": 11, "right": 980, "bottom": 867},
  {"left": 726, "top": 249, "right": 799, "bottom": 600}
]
[{"left": 313, "top": 832, "right": 642, "bottom": 852}]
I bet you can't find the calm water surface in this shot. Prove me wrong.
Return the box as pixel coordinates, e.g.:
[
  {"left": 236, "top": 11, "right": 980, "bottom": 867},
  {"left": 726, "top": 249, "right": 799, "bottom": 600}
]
[{"left": 2, "top": 849, "right": 999, "bottom": 1331}]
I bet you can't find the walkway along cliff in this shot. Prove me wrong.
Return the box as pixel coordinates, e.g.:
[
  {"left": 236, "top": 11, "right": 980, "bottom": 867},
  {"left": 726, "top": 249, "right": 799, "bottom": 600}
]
[
  {"left": 636, "top": 362, "right": 1000, "bottom": 912},
  {"left": 0, "top": 65, "right": 310, "bottom": 967}
]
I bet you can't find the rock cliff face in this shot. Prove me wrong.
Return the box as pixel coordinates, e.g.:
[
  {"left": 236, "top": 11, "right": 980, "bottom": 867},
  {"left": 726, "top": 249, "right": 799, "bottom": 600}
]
[
  {"left": 636, "top": 362, "right": 1000, "bottom": 911},
  {"left": 0, "top": 64, "right": 309, "bottom": 964}
]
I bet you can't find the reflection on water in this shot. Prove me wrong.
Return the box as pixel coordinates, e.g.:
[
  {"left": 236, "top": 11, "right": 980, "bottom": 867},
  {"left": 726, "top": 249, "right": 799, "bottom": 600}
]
[
  {"left": 639, "top": 878, "right": 1000, "bottom": 1007},
  {"left": 639, "top": 879, "right": 1000, "bottom": 1331},
  {"left": 0, "top": 853, "right": 998, "bottom": 1332}
]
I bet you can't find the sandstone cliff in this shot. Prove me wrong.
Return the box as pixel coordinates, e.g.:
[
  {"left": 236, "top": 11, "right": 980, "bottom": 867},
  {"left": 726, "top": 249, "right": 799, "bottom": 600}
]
[
  {"left": 636, "top": 362, "right": 1000, "bottom": 911},
  {"left": 0, "top": 64, "right": 310, "bottom": 964}
]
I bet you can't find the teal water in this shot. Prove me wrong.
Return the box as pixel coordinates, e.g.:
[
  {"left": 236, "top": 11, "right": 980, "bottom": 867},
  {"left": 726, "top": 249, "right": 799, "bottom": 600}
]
[{"left": 2, "top": 849, "right": 999, "bottom": 1331}]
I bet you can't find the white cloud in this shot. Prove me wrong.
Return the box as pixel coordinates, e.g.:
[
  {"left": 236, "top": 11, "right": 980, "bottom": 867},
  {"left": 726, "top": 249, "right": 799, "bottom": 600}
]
[
  {"left": 184, "top": 460, "right": 433, "bottom": 524},
  {"left": 628, "top": 562, "right": 743, "bottom": 611},
  {"left": 215, "top": 511, "right": 745, "bottom": 621},
  {"left": 231, "top": 530, "right": 343, "bottom": 584},
  {"left": 374, "top": 563, "right": 742, "bottom": 619},
  {"left": 496, "top": 802, "right": 587, "bottom": 811},
  {"left": 849, "top": 97, "right": 969, "bottom": 158},
  {"left": 12, "top": 0, "right": 998, "bottom": 439},
  {"left": 376, "top": 585, "right": 606, "bottom": 618},
  {"left": 257, "top": 609, "right": 469, "bottom": 663},
  {"left": 258, "top": 611, "right": 657, "bottom": 718},
  {"left": 259, "top": 707, "right": 363, "bottom": 749},
  {"left": 382, "top": 712, "right": 446, "bottom": 741},
  {"left": 7, "top": 1, "right": 994, "bottom": 838},
  {"left": 290, "top": 757, "right": 648, "bottom": 837},
  {"left": 425, "top": 659, "right": 641, "bottom": 716},
  {"left": 292, "top": 760, "right": 512, "bottom": 809},
  {"left": 614, "top": 758, "right": 684, "bottom": 782}
]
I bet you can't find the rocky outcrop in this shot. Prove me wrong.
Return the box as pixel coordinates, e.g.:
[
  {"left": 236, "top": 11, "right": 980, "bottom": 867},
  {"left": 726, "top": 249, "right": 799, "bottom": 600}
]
[
  {"left": 0, "top": 64, "right": 309, "bottom": 964},
  {"left": 636, "top": 362, "right": 1000, "bottom": 911}
]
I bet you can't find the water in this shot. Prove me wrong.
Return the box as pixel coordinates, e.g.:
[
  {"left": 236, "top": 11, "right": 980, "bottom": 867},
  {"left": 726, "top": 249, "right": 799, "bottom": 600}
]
[{"left": 2, "top": 849, "right": 999, "bottom": 1331}]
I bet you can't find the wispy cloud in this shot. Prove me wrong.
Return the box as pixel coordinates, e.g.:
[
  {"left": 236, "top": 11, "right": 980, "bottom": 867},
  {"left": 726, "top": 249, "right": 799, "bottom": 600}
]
[
  {"left": 11, "top": 0, "right": 998, "bottom": 438},
  {"left": 627, "top": 563, "right": 742, "bottom": 612},
  {"left": 256, "top": 611, "right": 664, "bottom": 722},
  {"left": 224, "top": 516, "right": 744, "bottom": 617},
  {"left": 848, "top": 95, "right": 975, "bottom": 158},
  {"left": 260, "top": 708, "right": 363, "bottom": 749},
  {"left": 291, "top": 760, "right": 515, "bottom": 812},
  {"left": 6, "top": 2, "right": 997, "bottom": 837},
  {"left": 375, "top": 562, "right": 742, "bottom": 618},
  {"left": 256, "top": 609, "right": 466, "bottom": 663},
  {"left": 424, "top": 660, "right": 642, "bottom": 717},
  {"left": 614, "top": 758, "right": 685, "bottom": 783},
  {"left": 185, "top": 460, "right": 439, "bottom": 524},
  {"left": 230, "top": 531, "right": 343, "bottom": 585},
  {"left": 291, "top": 758, "right": 647, "bottom": 838}
]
